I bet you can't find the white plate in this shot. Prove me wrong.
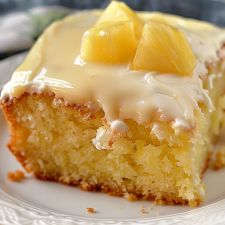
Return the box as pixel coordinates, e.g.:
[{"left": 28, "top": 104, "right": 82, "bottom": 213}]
[{"left": 0, "top": 53, "right": 225, "bottom": 225}]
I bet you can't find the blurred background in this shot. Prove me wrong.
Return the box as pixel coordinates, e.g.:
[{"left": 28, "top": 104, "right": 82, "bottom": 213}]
[
  {"left": 0, "top": 0, "right": 225, "bottom": 59},
  {"left": 1, "top": 0, "right": 225, "bottom": 24}
]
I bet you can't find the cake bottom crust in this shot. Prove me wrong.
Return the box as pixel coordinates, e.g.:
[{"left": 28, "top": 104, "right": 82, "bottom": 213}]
[
  {"left": 8, "top": 139, "right": 206, "bottom": 207},
  {"left": 34, "top": 154, "right": 211, "bottom": 207},
  {"left": 35, "top": 170, "right": 190, "bottom": 206}
]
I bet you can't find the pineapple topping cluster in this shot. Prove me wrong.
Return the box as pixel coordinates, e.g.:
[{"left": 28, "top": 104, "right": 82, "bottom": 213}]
[{"left": 80, "top": 1, "right": 196, "bottom": 76}]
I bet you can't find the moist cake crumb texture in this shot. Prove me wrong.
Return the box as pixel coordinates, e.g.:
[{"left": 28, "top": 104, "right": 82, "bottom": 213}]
[
  {"left": 1, "top": 1, "right": 225, "bottom": 207},
  {"left": 86, "top": 207, "right": 96, "bottom": 214}
]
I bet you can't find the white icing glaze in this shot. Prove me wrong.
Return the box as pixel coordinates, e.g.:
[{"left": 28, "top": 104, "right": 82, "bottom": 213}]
[
  {"left": 110, "top": 120, "right": 128, "bottom": 134},
  {"left": 172, "top": 118, "right": 192, "bottom": 135},
  {"left": 1, "top": 11, "right": 225, "bottom": 132},
  {"left": 151, "top": 123, "right": 166, "bottom": 140},
  {"left": 92, "top": 127, "right": 112, "bottom": 150}
]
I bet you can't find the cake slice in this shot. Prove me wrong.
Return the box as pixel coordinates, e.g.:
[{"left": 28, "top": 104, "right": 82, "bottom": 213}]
[{"left": 1, "top": 2, "right": 225, "bottom": 206}]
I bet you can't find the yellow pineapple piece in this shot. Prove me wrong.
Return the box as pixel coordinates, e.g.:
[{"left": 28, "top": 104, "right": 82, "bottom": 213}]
[
  {"left": 132, "top": 21, "right": 196, "bottom": 76},
  {"left": 80, "top": 21, "right": 137, "bottom": 64},
  {"left": 97, "top": 1, "right": 144, "bottom": 39}
]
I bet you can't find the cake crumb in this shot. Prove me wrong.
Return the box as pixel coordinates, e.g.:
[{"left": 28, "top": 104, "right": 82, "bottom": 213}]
[
  {"left": 80, "top": 181, "right": 93, "bottom": 191},
  {"left": 154, "top": 199, "right": 164, "bottom": 205},
  {"left": 189, "top": 200, "right": 198, "bottom": 208},
  {"left": 212, "top": 147, "right": 225, "bottom": 170},
  {"left": 125, "top": 193, "right": 138, "bottom": 201},
  {"left": 7, "top": 170, "right": 25, "bottom": 182},
  {"left": 141, "top": 206, "right": 149, "bottom": 214},
  {"left": 86, "top": 207, "right": 96, "bottom": 214}
]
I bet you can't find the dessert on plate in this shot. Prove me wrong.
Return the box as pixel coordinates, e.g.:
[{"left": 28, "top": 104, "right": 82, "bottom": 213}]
[{"left": 1, "top": 1, "right": 225, "bottom": 207}]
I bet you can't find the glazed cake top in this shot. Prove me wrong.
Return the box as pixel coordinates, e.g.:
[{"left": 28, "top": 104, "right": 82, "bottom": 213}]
[{"left": 1, "top": 10, "right": 225, "bottom": 132}]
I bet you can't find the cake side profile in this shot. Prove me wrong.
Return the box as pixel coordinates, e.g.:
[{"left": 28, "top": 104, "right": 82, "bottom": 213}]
[{"left": 1, "top": 2, "right": 225, "bottom": 207}]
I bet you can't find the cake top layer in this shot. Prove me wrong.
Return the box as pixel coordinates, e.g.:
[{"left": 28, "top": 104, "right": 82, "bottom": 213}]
[{"left": 1, "top": 7, "right": 225, "bottom": 132}]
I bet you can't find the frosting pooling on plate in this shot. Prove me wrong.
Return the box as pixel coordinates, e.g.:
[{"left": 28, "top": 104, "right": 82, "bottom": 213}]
[{"left": 1, "top": 11, "right": 225, "bottom": 130}]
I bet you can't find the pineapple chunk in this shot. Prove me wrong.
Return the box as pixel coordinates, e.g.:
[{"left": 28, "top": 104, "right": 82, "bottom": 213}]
[
  {"left": 132, "top": 21, "right": 196, "bottom": 76},
  {"left": 97, "top": 1, "right": 143, "bottom": 39},
  {"left": 80, "top": 21, "right": 137, "bottom": 64}
]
